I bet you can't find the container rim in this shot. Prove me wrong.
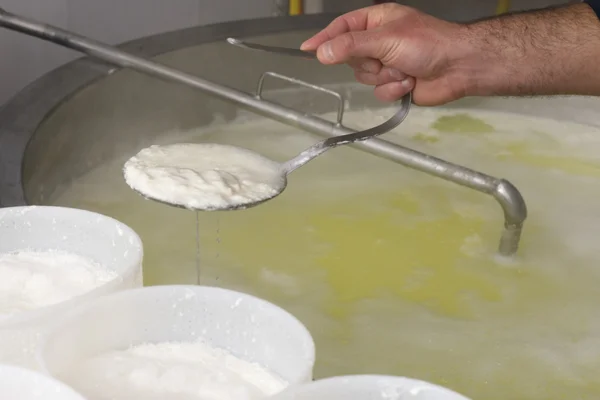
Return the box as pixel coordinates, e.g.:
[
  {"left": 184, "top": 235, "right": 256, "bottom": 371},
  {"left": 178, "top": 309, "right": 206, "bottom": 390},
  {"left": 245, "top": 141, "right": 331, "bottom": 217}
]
[
  {"left": 36, "top": 284, "right": 316, "bottom": 383},
  {"left": 0, "top": 205, "right": 143, "bottom": 327},
  {"left": 270, "top": 374, "right": 472, "bottom": 400}
]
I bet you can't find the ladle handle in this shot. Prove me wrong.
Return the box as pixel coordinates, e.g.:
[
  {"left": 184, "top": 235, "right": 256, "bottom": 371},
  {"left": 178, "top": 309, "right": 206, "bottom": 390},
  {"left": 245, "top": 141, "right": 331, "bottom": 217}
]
[
  {"left": 0, "top": 6, "right": 411, "bottom": 167},
  {"left": 227, "top": 38, "right": 317, "bottom": 59},
  {"left": 0, "top": 7, "right": 130, "bottom": 63},
  {"left": 224, "top": 36, "right": 413, "bottom": 174},
  {"left": 282, "top": 92, "right": 412, "bottom": 174}
]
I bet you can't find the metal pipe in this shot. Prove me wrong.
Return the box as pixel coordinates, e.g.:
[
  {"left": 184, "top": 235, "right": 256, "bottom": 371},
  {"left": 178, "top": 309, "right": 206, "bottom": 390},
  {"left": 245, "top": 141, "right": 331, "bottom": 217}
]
[{"left": 0, "top": 7, "right": 527, "bottom": 255}]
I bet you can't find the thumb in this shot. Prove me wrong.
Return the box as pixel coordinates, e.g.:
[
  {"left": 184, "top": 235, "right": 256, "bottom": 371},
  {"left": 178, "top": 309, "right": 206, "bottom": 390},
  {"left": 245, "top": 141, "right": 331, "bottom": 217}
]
[{"left": 316, "top": 29, "right": 392, "bottom": 65}]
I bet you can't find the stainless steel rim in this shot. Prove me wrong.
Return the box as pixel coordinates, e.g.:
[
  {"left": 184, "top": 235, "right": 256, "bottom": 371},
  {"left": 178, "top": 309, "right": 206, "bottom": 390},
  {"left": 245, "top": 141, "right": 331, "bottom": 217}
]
[{"left": 0, "top": 13, "right": 339, "bottom": 208}]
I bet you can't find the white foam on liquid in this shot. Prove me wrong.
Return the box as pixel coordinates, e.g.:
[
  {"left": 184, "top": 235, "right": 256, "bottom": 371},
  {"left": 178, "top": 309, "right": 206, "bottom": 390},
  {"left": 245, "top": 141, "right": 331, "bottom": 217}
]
[{"left": 51, "top": 103, "right": 600, "bottom": 400}]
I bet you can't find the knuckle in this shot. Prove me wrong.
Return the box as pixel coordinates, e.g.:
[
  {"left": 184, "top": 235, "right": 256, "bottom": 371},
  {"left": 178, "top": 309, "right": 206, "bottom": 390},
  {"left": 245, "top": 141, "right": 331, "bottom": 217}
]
[
  {"left": 340, "top": 32, "right": 358, "bottom": 53},
  {"left": 354, "top": 70, "right": 376, "bottom": 85},
  {"left": 362, "top": 59, "right": 382, "bottom": 74},
  {"left": 378, "top": 75, "right": 398, "bottom": 86},
  {"left": 330, "top": 15, "right": 350, "bottom": 30},
  {"left": 374, "top": 3, "right": 414, "bottom": 20},
  {"left": 383, "top": 67, "right": 406, "bottom": 81},
  {"left": 379, "top": 2, "right": 401, "bottom": 12},
  {"left": 399, "top": 5, "right": 419, "bottom": 16},
  {"left": 375, "top": 82, "right": 406, "bottom": 102}
]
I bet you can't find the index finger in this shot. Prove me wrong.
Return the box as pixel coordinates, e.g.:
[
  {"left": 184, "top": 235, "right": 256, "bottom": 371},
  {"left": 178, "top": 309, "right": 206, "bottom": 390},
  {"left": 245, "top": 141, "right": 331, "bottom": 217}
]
[{"left": 300, "top": 6, "right": 388, "bottom": 51}]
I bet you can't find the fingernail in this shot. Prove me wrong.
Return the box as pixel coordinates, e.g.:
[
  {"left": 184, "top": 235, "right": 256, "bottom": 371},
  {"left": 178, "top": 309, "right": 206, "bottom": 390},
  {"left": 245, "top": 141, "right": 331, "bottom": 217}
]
[
  {"left": 361, "top": 61, "right": 378, "bottom": 73},
  {"left": 389, "top": 68, "right": 404, "bottom": 80},
  {"left": 300, "top": 41, "right": 309, "bottom": 50},
  {"left": 401, "top": 77, "right": 413, "bottom": 87},
  {"left": 321, "top": 42, "right": 335, "bottom": 62}
]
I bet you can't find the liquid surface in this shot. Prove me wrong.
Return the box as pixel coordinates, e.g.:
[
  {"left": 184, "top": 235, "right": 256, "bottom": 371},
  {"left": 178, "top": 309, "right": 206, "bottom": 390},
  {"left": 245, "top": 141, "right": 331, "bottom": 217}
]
[
  {"left": 61, "top": 340, "right": 287, "bottom": 400},
  {"left": 52, "top": 106, "right": 600, "bottom": 400},
  {"left": 123, "top": 143, "right": 285, "bottom": 210},
  {"left": 0, "top": 250, "right": 116, "bottom": 316}
]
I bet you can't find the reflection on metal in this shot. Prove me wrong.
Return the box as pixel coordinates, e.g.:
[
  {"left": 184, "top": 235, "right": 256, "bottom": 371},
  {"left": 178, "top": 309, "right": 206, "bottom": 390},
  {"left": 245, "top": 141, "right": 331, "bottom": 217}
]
[
  {"left": 0, "top": 7, "right": 527, "bottom": 256},
  {"left": 227, "top": 37, "right": 317, "bottom": 59},
  {"left": 257, "top": 71, "right": 346, "bottom": 125}
]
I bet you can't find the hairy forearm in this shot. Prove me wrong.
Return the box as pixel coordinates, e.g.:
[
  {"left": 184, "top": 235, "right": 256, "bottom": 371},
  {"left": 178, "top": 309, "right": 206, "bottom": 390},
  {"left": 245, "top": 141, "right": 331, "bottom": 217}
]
[{"left": 456, "top": 3, "right": 600, "bottom": 97}]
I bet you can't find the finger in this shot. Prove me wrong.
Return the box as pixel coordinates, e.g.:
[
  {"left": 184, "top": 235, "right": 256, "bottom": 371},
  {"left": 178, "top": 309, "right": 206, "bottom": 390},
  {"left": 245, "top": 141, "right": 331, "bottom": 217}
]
[
  {"left": 316, "top": 29, "right": 390, "bottom": 65},
  {"left": 301, "top": 5, "right": 394, "bottom": 50},
  {"left": 301, "top": 11, "right": 368, "bottom": 51},
  {"left": 373, "top": 78, "right": 415, "bottom": 102},
  {"left": 354, "top": 67, "right": 407, "bottom": 86},
  {"left": 348, "top": 58, "right": 383, "bottom": 74}
]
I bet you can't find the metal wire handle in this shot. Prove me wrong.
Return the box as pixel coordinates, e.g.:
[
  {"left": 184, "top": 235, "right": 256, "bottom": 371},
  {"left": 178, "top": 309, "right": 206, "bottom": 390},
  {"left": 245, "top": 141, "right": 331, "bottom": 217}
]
[
  {"left": 227, "top": 38, "right": 317, "bottom": 59},
  {"left": 257, "top": 71, "right": 346, "bottom": 125}
]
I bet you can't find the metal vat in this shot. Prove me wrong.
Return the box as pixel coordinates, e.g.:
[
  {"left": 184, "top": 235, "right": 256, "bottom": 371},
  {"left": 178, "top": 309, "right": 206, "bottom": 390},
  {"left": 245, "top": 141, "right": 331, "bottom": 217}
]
[{"left": 3, "top": 11, "right": 600, "bottom": 400}]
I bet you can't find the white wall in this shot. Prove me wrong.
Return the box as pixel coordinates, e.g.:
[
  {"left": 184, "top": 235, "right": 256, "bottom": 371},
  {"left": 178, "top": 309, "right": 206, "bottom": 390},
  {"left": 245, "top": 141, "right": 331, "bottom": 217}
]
[
  {"left": 323, "top": 0, "right": 568, "bottom": 19},
  {"left": 0, "top": 0, "right": 568, "bottom": 106},
  {"left": 0, "top": 0, "right": 279, "bottom": 106}
]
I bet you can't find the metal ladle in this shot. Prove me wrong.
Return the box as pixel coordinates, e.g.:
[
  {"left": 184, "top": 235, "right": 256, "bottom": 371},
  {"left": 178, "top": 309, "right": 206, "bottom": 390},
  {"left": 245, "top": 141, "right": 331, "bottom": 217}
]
[
  {"left": 0, "top": 8, "right": 411, "bottom": 211},
  {"left": 131, "top": 89, "right": 410, "bottom": 211},
  {"left": 223, "top": 37, "right": 412, "bottom": 175},
  {"left": 217, "top": 89, "right": 408, "bottom": 210}
]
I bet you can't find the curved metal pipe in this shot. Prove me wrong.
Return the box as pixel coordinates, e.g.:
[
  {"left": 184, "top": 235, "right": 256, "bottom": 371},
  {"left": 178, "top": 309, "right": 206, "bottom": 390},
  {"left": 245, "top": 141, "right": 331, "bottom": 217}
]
[
  {"left": 315, "top": 125, "right": 527, "bottom": 255},
  {"left": 493, "top": 179, "right": 527, "bottom": 255}
]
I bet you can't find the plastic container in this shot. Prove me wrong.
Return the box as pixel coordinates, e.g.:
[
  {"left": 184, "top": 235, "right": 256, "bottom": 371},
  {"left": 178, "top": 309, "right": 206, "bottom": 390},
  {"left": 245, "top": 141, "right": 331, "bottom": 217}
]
[
  {"left": 0, "top": 364, "right": 88, "bottom": 399},
  {"left": 0, "top": 206, "right": 143, "bottom": 369},
  {"left": 269, "top": 375, "right": 471, "bottom": 400},
  {"left": 38, "top": 285, "right": 315, "bottom": 396}
]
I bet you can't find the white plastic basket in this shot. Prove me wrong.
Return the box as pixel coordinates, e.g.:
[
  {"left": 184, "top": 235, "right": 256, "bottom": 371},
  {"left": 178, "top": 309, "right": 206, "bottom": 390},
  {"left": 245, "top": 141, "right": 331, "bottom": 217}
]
[
  {"left": 0, "top": 206, "right": 143, "bottom": 368},
  {"left": 38, "top": 285, "right": 316, "bottom": 398}
]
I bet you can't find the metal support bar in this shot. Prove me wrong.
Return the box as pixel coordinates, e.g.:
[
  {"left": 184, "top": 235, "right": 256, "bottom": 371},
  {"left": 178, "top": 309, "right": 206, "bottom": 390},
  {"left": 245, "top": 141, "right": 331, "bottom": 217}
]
[{"left": 0, "top": 7, "right": 527, "bottom": 256}]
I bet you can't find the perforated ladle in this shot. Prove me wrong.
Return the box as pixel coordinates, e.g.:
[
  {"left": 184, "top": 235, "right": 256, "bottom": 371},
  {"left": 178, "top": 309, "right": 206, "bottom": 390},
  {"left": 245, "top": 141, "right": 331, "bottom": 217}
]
[{"left": 0, "top": 8, "right": 412, "bottom": 211}]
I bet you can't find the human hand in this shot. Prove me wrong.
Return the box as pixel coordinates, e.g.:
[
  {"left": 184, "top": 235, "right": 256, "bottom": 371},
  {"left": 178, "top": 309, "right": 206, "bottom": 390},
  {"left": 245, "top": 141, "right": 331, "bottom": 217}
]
[{"left": 301, "top": 4, "right": 470, "bottom": 106}]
